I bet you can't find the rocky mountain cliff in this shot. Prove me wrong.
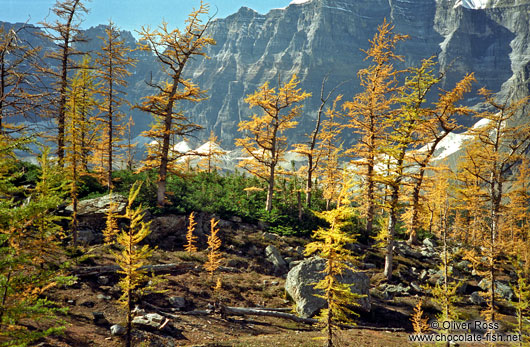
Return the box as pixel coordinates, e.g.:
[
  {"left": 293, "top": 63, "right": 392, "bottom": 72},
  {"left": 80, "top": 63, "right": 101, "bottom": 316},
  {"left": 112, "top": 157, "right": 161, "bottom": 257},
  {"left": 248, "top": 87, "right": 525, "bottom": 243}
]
[
  {"left": 4, "top": 0, "right": 530, "bottom": 149},
  {"left": 180, "top": 0, "right": 530, "bottom": 147}
]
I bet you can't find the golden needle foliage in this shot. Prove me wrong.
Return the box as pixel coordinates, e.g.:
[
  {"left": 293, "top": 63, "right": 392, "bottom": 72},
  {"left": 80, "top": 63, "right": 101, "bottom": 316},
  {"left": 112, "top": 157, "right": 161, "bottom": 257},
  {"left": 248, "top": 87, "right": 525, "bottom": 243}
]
[
  {"left": 204, "top": 218, "right": 223, "bottom": 276},
  {"left": 136, "top": 1, "right": 215, "bottom": 206},
  {"left": 235, "top": 74, "right": 310, "bottom": 211},
  {"left": 305, "top": 178, "right": 363, "bottom": 347},
  {"left": 411, "top": 298, "right": 430, "bottom": 340},
  {"left": 185, "top": 212, "right": 198, "bottom": 253},
  {"left": 113, "top": 182, "right": 156, "bottom": 347}
]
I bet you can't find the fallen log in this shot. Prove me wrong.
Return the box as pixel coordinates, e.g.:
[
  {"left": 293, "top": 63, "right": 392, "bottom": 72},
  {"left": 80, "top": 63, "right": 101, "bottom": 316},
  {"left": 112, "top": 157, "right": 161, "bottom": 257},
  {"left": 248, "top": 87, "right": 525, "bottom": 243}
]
[
  {"left": 72, "top": 263, "right": 240, "bottom": 276},
  {"left": 221, "top": 305, "right": 318, "bottom": 324},
  {"left": 220, "top": 305, "right": 405, "bottom": 332}
]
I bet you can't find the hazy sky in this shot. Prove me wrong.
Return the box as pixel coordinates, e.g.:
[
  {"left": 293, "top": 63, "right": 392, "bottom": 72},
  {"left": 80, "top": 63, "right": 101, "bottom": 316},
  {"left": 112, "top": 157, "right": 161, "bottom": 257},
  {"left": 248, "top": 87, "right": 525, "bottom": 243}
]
[{"left": 1, "top": 0, "right": 294, "bottom": 34}]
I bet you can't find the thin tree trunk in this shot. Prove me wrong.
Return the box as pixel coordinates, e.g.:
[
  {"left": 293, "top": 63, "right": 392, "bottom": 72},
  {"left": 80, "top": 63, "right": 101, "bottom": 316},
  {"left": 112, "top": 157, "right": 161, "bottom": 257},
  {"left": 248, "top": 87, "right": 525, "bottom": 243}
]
[
  {"left": 306, "top": 155, "right": 313, "bottom": 209},
  {"left": 384, "top": 184, "right": 399, "bottom": 281},
  {"left": 266, "top": 165, "right": 275, "bottom": 212},
  {"left": 107, "top": 69, "right": 113, "bottom": 191}
]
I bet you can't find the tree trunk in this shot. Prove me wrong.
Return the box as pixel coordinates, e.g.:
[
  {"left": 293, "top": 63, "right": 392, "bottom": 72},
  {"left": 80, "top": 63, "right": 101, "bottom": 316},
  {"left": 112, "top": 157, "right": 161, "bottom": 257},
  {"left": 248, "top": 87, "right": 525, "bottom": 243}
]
[
  {"left": 266, "top": 165, "right": 275, "bottom": 212},
  {"left": 306, "top": 155, "right": 313, "bottom": 209},
  {"left": 366, "top": 159, "right": 375, "bottom": 236},
  {"left": 107, "top": 72, "right": 113, "bottom": 191},
  {"left": 126, "top": 285, "right": 132, "bottom": 347},
  {"left": 383, "top": 185, "right": 399, "bottom": 281},
  {"left": 407, "top": 164, "right": 426, "bottom": 244}
]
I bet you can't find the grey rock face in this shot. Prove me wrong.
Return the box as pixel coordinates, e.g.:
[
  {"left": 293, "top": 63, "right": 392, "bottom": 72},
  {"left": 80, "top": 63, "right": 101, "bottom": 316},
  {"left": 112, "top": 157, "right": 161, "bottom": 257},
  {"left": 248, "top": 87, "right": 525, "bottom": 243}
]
[
  {"left": 7, "top": 0, "right": 530, "bottom": 151},
  {"left": 132, "top": 313, "right": 165, "bottom": 329},
  {"left": 67, "top": 193, "right": 127, "bottom": 216},
  {"left": 470, "top": 291, "right": 486, "bottom": 305},
  {"left": 110, "top": 324, "right": 126, "bottom": 336},
  {"left": 147, "top": 215, "right": 188, "bottom": 250},
  {"left": 265, "top": 245, "right": 287, "bottom": 273},
  {"left": 285, "top": 257, "right": 370, "bottom": 318},
  {"left": 176, "top": 0, "right": 530, "bottom": 147},
  {"left": 478, "top": 279, "right": 514, "bottom": 301}
]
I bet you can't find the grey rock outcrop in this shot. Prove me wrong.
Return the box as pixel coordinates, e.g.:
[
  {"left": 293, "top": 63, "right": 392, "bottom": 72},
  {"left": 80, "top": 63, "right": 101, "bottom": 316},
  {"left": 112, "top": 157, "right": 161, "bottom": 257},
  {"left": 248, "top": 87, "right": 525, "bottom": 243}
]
[
  {"left": 67, "top": 193, "right": 127, "bottom": 217},
  {"left": 110, "top": 324, "right": 126, "bottom": 336},
  {"left": 132, "top": 313, "right": 165, "bottom": 329},
  {"left": 265, "top": 245, "right": 287, "bottom": 274},
  {"left": 285, "top": 257, "right": 370, "bottom": 318},
  {"left": 147, "top": 215, "right": 189, "bottom": 250},
  {"left": 178, "top": 0, "right": 530, "bottom": 146},
  {"left": 478, "top": 279, "right": 514, "bottom": 301}
]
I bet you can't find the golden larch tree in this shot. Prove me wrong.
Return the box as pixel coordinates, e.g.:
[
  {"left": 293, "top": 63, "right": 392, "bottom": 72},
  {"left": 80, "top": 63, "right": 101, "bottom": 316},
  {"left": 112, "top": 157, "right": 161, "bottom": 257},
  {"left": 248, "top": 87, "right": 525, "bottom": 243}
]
[
  {"left": 136, "top": 1, "right": 215, "bottom": 206},
  {"left": 185, "top": 211, "right": 198, "bottom": 253},
  {"left": 304, "top": 179, "right": 363, "bottom": 347},
  {"left": 204, "top": 218, "right": 223, "bottom": 276},
  {"left": 113, "top": 182, "right": 156, "bottom": 347},
  {"left": 343, "top": 19, "right": 407, "bottom": 236},
  {"left": 404, "top": 66, "right": 475, "bottom": 244},
  {"left": 293, "top": 77, "right": 345, "bottom": 209},
  {"left": 198, "top": 131, "right": 226, "bottom": 173},
  {"left": 460, "top": 89, "right": 530, "bottom": 323},
  {"left": 236, "top": 74, "right": 310, "bottom": 211}
]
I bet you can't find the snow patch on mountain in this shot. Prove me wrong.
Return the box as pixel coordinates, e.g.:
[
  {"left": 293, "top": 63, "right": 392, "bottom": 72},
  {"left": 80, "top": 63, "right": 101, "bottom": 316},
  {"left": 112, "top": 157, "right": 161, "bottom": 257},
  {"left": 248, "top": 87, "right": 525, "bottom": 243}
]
[
  {"left": 290, "top": 0, "right": 312, "bottom": 5},
  {"left": 422, "top": 118, "right": 492, "bottom": 161},
  {"left": 453, "top": 0, "right": 490, "bottom": 9}
]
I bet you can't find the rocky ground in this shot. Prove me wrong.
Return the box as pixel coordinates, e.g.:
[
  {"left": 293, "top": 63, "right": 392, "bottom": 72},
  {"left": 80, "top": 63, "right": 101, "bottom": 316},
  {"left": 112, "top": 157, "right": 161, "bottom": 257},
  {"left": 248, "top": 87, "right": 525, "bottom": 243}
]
[{"left": 33, "top": 195, "right": 522, "bottom": 346}]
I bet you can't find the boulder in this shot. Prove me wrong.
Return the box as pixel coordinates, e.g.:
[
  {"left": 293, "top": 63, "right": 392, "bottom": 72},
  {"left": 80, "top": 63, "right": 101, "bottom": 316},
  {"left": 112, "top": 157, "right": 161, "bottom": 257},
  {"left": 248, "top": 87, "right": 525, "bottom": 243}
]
[
  {"left": 423, "top": 238, "right": 437, "bottom": 248},
  {"left": 478, "top": 279, "right": 514, "bottom": 301},
  {"left": 265, "top": 245, "right": 287, "bottom": 273},
  {"left": 147, "top": 214, "right": 188, "bottom": 249},
  {"left": 132, "top": 313, "right": 165, "bottom": 329},
  {"left": 168, "top": 296, "right": 186, "bottom": 309},
  {"left": 110, "top": 324, "right": 126, "bottom": 336},
  {"left": 470, "top": 291, "right": 486, "bottom": 305},
  {"left": 67, "top": 193, "right": 127, "bottom": 216},
  {"left": 285, "top": 257, "right": 370, "bottom": 318}
]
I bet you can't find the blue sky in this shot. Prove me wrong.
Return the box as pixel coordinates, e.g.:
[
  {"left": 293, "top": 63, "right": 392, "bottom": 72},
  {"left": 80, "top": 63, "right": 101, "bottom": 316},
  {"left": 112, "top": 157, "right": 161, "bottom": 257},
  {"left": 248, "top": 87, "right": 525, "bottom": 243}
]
[{"left": 1, "top": 0, "right": 293, "bottom": 34}]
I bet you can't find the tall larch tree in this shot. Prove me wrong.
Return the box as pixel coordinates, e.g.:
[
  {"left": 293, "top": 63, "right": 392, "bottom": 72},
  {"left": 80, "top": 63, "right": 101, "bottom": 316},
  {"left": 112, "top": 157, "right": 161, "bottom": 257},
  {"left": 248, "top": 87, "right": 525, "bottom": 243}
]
[
  {"left": 316, "top": 96, "right": 345, "bottom": 210},
  {"left": 137, "top": 1, "right": 215, "bottom": 206},
  {"left": 343, "top": 20, "right": 407, "bottom": 237},
  {"left": 405, "top": 65, "right": 475, "bottom": 244},
  {"left": 378, "top": 58, "right": 440, "bottom": 280},
  {"left": 236, "top": 74, "right": 310, "bottom": 212},
  {"left": 460, "top": 89, "right": 530, "bottom": 323},
  {"left": 65, "top": 56, "right": 98, "bottom": 244},
  {"left": 94, "top": 20, "right": 136, "bottom": 190},
  {"left": 39, "top": 0, "right": 89, "bottom": 164}
]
